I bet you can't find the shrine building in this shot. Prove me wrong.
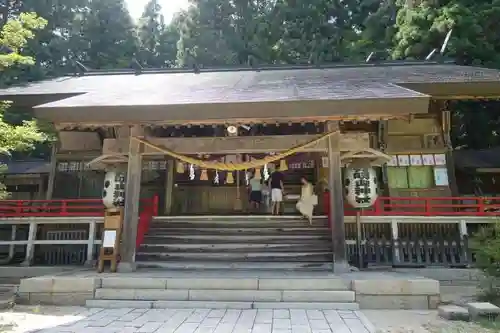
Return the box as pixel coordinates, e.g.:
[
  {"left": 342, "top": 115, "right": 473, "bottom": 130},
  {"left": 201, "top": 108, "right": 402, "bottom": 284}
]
[{"left": 1, "top": 60, "right": 500, "bottom": 273}]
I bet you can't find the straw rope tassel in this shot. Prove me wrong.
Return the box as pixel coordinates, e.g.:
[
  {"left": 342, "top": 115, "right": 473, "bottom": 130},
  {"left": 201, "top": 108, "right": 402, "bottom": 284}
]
[
  {"left": 226, "top": 171, "right": 234, "bottom": 184},
  {"left": 279, "top": 159, "right": 288, "bottom": 171},
  {"left": 176, "top": 161, "right": 185, "bottom": 173},
  {"left": 200, "top": 169, "right": 208, "bottom": 180},
  {"left": 254, "top": 168, "right": 262, "bottom": 180}
]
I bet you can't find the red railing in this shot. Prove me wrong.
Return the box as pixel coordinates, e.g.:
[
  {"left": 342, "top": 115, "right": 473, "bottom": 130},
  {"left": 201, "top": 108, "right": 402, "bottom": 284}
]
[
  {"left": 0, "top": 196, "right": 159, "bottom": 217},
  {"left": 344, "top": 196, "right": 500, "bottom": 216},
  {"left": 1, "top": 196, "right": 500, "bottom": 217}
]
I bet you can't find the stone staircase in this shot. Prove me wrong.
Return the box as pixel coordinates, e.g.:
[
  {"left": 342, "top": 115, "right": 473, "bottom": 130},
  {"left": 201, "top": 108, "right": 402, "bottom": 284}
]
[
  {"left": 86, "top": 275, "right": 358, "bottom": 310},
  {"left": 135, "top": 216, "right": 333, "bottom": 271}
]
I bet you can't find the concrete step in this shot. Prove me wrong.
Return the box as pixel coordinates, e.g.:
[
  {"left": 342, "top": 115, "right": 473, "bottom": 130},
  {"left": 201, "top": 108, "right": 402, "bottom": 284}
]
[
  {"left": 136, "top": 261, "right": 334, "bottom": 271},
  {"left": 94, "top": 288, "right": 355, "bottom": 302},
  {"left": 86, "top": 299, "right": 359, "bottom": 310}
]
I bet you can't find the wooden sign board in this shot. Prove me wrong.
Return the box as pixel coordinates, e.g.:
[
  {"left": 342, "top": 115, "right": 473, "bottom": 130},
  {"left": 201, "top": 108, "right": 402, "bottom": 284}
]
[{"left": 97, "top": 208, "right": 123, "bottom": 273}]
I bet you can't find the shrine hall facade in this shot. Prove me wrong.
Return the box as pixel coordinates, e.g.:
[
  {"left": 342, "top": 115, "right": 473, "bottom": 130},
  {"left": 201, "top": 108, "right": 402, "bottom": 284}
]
[{"left": 1, "top": 60, "right": 500, "bottom": 271}]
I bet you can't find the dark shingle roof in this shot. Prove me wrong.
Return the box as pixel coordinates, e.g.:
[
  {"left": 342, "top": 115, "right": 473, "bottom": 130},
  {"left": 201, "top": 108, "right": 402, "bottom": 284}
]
[{"left": 1, "top": 61, "right": 499, "bottom": 123}]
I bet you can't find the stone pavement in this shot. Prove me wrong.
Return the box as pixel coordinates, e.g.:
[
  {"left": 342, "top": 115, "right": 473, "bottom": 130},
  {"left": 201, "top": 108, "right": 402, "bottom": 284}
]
[{"left": 0, "top": 307, "right": 374, "bottom": 333}]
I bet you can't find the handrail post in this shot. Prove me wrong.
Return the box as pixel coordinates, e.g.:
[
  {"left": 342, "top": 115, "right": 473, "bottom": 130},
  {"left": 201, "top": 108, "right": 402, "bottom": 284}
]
[
  {"left": 85, "top": 219, "right": 97, "bottom": 267},
  {"left": 21, "top": 221, "right": 37, "bottom": 266},
  {"left": 391, "top": 219, "right": 400, "bottom": 265},
  {"left": 61, "top": 200, "right": 68, "bottom": 216},
  {"left": 425, "top": 198, "right": 432, "bottom": 216}
]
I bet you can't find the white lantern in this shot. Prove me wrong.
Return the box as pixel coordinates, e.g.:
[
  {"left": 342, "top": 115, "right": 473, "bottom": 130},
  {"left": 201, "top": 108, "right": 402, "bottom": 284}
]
[
  {"left": 344, "top": 167, "right": 378, "bottom": 208},
  {"left": 102, "top": 170, "right": 126, "bottom": 209}
]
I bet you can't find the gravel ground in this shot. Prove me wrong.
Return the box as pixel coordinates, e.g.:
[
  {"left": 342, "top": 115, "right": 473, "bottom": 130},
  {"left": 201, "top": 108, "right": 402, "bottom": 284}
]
[{"left": 362, "top": 310, "right": 500, "bottom": 333}]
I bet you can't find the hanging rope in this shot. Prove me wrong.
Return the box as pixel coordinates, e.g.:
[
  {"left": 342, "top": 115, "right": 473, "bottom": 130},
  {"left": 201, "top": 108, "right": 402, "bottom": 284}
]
[{"left": 133, "top": 131, "right": 334, "bottom": 171}]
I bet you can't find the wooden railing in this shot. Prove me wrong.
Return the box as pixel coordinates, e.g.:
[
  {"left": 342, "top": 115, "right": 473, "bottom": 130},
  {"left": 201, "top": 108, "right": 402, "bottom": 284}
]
[
  {"left": 343, "top": 196, "right": 500, "bottom": 216},
  {"left": 0, "top": 197, "right": 159, "bottom": 217}
]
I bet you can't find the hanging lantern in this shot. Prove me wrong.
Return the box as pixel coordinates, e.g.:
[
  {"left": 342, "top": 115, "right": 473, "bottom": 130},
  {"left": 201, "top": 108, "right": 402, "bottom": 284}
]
[
  {"left": 200, "top": 169, "right": 208, "bottom": 181},
  {"left": 189, "top": 164, "right": 195, "bottom": 180},
  {"left": 279, "top": 159, "right": 288, "bottom": 171},
  {"left": 344, "top": 167, "right": 378, "bottom": 208},
  {"left": 176, "top": 161, "right": 185, "bottom": 174},
  {"left": 102, "top": 170, "right": 126, "bottom": 209},
  {"left": 226, "top": 171, "right": 234, "bottom": 184},
  {"left": 254, "top": 168, "right": 262, "bottom": 180}
]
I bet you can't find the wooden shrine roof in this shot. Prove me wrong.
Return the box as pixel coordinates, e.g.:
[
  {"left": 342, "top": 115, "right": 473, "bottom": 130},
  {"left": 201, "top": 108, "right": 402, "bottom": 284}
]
[{"left": 2, "top": 61, "right": 500, "bottom": 124}]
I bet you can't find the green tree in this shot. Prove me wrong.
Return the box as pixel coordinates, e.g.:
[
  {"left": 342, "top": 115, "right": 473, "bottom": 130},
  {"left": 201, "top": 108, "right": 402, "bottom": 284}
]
[
  {"left": 81, "top": 0, "right": 138, "bottom": 69},
  {"left": 393, "top": 0, "right": 500, "bottom": 149},
  {"left": 0, "top": 12, "right": 49, "bottom": 197}
]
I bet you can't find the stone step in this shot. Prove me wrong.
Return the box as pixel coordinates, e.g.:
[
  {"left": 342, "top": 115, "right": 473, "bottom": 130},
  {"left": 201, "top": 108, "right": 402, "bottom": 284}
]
[
  {"left": 86, "top": 299, "right": 359, "bottom": 310},
  {"left": 142, "top": 237, "right": 331, "bottom": 245},
  {"left": 146, "top": 227, "right": 330, "bottom": 234},
  {"left": 149, "top": 223, "right": 330, "bottom": 229},
  {"left": 152, "top": 216, "right": 327, "bottom": 224},
  {"left": 136, "top": 252, "right": 333, "bottom": 262},
  {"left": 99, "top": 276, "right": 350, "bottom": 290},
  {"left": 136, "top": 261, "right": 334, "bottom": 271},
  {"left": 142, "top": 235, "right": 330, "bottom": 242},
  {"left": 139, "top": 243, "right": 331, "bottom": 254},
  {"left": 94, "top": 288, "right": 355, "bottom": 302}
]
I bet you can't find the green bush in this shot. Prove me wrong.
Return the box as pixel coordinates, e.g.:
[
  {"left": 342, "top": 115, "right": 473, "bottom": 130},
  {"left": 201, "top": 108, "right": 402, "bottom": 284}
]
[{"left": 470, "top": 222, "right": 500, "bottom": 304}]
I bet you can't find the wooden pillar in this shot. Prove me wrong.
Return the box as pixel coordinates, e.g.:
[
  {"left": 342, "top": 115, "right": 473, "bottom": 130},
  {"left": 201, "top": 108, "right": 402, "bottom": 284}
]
[
  {"left": 45, "top": 144, "right": 57, "bottom": 200},
  {"left": 326, "top": 121, "right": 349, "bottom": 273},
  {"left": 164, "top": 159, "right": 175, "bottom": 215},
  {"left": 118, "top": 125, "right": 144, "bottom": 272}
]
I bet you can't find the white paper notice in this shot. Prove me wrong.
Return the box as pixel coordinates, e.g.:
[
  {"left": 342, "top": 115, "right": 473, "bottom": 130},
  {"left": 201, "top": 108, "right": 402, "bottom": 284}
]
[
  {"left": 102, "top": 230, "right": 117, "bottom": 248},
  {"left": 410, "top": 155, "right": 423, "bottom": 166},
  {"left": 387, "top": 155, "right": 398, "bottom": 166},
  {"left": 434, "top": 167, "right": 449, "bottom": 186},
  {"left": 397, "top": 155, "right": 410, "bottom": 166},
  {"left": 434, "top": 154, "right": 446, "bottom": 165},
  {"left": 422, "top": 154, "right": 435, "bottom": 166}
]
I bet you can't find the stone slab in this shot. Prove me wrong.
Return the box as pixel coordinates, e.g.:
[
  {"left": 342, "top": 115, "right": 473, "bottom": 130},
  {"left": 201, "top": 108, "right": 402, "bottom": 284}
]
[
  {"left": 101, "top": 277, "right": 167, "bottom": 289},
  {"left": 18, "top": 277, "right": 53, "bottom": 293},
  {"left": 167, "top": 278, "right": 258, "bottom": 290},
  {"left": 356, "top": 295, "right": 430, "bottom": 310},
  {"left": 438, "top": 305, "right": 470, "bottom": 321},
  {"left": 282, "top": 291, "right": 355, "bottom": 302},
  {"left": 95, "top": 288, "right": 189, "bottom": 301},
  {"left": 352, "top": 279, "right": 440, "bottom": 295},
  {"left": 258, "top": 278, "right": 349, "bottom": 291},
  {"left": 188, "top": 290, "right": 282, "bottom": 302},
  {"left": 467, "top": 302, "right": 500, "bottom": 319},
  {"left": 52, "top": 277, "right": 99, "bottom": 292},
  {"left": 153, "top": 301, "right": 252, "bottom": 309},
  {"left": 253, "top": 302, "right": 359, "bottom": 310},
  {"left": 86, "top": 299, "right": 153, "bottom": 308}
]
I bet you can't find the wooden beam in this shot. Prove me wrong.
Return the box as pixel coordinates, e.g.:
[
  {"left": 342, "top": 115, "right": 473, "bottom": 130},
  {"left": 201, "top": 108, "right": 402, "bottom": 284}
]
[
  {"left": 102, "top": 133, "right": 370, "bottom": 156},
  {"left": 326, "top": 121, "right": 349, "bottom": 273}
]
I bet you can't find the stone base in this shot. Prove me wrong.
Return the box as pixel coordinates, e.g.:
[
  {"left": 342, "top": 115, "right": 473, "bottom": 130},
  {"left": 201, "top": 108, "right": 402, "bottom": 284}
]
[
  {"left": 17, "top": 269, "right": 441, "bottom": 310},
  {"left": 438, "top": 305, "right": 470, "bottom": 321},
  {"left": 467, "top": 302, "right": 500, "bottom": 320}
]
